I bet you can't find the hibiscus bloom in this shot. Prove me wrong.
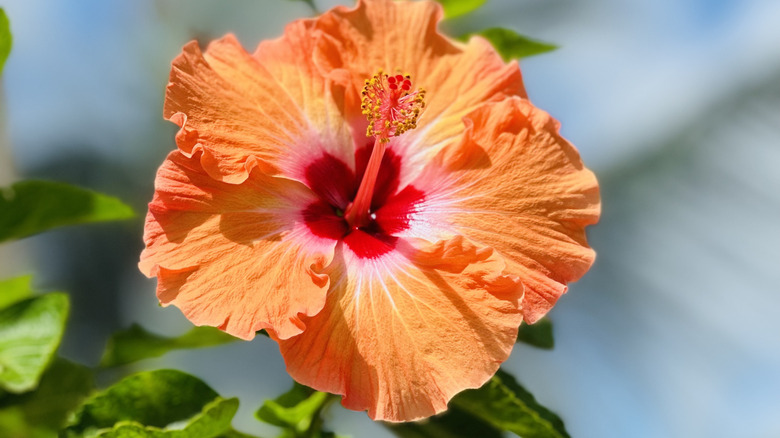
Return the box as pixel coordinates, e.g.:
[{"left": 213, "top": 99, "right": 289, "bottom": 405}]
[{"left": 139, "top": 0, "right": 600, "bottom": 422}]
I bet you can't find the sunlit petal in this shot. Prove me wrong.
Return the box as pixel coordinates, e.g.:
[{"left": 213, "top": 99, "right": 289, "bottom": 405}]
[
  {"left": 277, "top": 236, "right": 523, "bottom": 421},
  {"left": 140, "top": 151, "right": 334, "bottom": 340},
  {"left": 427, "top": 97, "right": 600, "bottom": 321}
]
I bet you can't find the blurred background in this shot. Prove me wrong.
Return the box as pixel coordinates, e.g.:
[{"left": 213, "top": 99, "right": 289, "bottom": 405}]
[{"left": 1, "top": 0, "right": 778, "bottom": 437}]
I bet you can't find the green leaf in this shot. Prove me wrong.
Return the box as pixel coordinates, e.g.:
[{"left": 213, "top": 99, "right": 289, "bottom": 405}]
[
  {"left": 100, "top": 324, "right": 238, "bottom": 368},
  {"left": 64, "top": 369, "right": 227, "bottom": 436},
  {"left": 460, "top": 28, "right": 558, "bottom": 61},
  {"left": 0, "top": 293, "right": 69, "bottom": 393},
  {"left": 449, "top": 369, "right": 570, "bottom": 438},
  {"left": 0, "top": 180, "right": 134, "bottom": 243},
  {"left": 219, "top": 430, "right": 264, "bottom": 438},
  {"left": 91, "top": 397, "right": 240, "bottom": 438},
  {"left": 0, "top": 8, "right": 11, "bottom": 75},
  {"left": 255, "top": 382, "right": 335, "bottom": 437},
  {"left": 516, "top": 317, "right": 554, "bottom": 349},
  {"left": 0, "top": 358, "right": 95, "bottom": 437},
  {"left": 436, "top": 0, "right": 487, "bottom": 19},
  {"left": 0, "top": 275, "right": 34, "bottom": 309},
  {"left": 385, "top": 405, "right": 502, "bottom": 438}
]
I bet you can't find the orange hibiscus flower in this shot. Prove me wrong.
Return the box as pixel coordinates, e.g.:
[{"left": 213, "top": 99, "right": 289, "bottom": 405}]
[{"left": 139, "top": 0, "right": 600, "bottom": 422}]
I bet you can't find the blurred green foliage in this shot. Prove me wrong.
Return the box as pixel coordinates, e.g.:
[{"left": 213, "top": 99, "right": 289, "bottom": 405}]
[
  {"left": 450, "top": 369, "right": 570, "bottom": 438},
  {"left": 0, "top": 8, "right": 11, "bottom": 74},
  {"left": 436, "top": 0, "right": 487, "bottom": 19},
  {"left": 62, "top": 370, "right": 248, "bottom": 438},
  {"left": 386, "top": 404, "right": 503, "bottom": 438},
  {"left": 388, "top": 369, "right": 569, "bottom": 438},
  {"left": 0, "top": 275, "right": 34, "bottom": 309},
  {"left": 0, "top": 180, "right": 134, "bottom": 243},
  {"left": 517, "top": 317, "right": 555, "bottom": 349},
  {"left": 459, "top": 28, "right": 558, "bottom": 61},
  {"left": 100, "top": 325, "right": 238, "bottom": 368},
  {"left": 0, "top": 293, "right": 69, "bottom": 393},
  {"left": 256, "top": 382, "right": 340, "bottom": 438},
  {"left": 0, "top": 358, "right": 94, "bottom": 438}
]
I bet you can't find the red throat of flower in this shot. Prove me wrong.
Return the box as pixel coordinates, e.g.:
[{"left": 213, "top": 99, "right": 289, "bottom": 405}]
[{"left": 343, "top": 71, "right": 426, "bottom": 229}]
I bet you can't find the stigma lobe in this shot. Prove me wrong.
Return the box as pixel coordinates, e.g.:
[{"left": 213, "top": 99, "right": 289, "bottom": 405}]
[
  {"left": 361, "top": 70, "right": 426, "bottom": 143},
  {"left": 345, "top": 71, "right": 426, "bottom": 229}
]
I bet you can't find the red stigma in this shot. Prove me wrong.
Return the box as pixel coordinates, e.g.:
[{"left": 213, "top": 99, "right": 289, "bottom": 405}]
[
  {"left": 347, "top": 70, "right": 427, "bottom": 228},
  {"left": 360, "top": 70, "right": 426, "bottom": 142}
]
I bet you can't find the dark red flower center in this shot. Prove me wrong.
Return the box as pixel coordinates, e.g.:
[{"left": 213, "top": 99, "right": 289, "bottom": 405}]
[{"left": 302, "top": 142, "right": 425, "bottom": 259}]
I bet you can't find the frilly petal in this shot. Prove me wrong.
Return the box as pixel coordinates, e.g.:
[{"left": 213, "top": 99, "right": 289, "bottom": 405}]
[
  {"left": 426, "top": 97, "right": 601, "bottom": 322},
  {"left": 311, "top": 0, "right": 526, "bottom": 170},
  {"left": 164, "top": 34, "right": 353, "bottom": 184},
  {"left": 140, "top": 151, "right": 335, "bottom": 340},
  {"left": 276, "top": 235, "right": 524, "bottom": 422}
]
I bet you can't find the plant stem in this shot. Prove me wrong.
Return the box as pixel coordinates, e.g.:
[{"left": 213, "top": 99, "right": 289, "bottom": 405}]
[{"left": 303, "top": 392, "right": 340, "bottom": 438}]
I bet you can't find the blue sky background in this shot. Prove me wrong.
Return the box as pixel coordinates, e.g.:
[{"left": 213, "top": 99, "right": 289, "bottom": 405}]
[{"left": 1, "top": 1, "right": 778, "bottom": 437}]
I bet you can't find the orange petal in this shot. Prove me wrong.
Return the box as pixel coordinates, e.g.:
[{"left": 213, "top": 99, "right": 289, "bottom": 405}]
[
  {"left": 139, "top": 151, "right": 334, "bottom": 340},
  {"left": 276, "top": 236, "right": 524, "bottom": 422},
  {"left": 312, "top": 0, "right": 525, "bottom": 163},
  {"left": 254, "top": 21, "right": 356, "bottom": 169},
  {"left": 428, "top": 97, "right": 600, "bottom": 322},
  {"left": 164, "top": 34, "right": 352, "bottom": 184}
]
